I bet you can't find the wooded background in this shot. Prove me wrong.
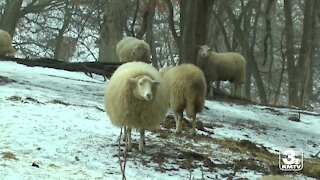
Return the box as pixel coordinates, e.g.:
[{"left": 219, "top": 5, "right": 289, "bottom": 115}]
[{"left": 0, "top": 0, "right": 319, "bottom": 109}]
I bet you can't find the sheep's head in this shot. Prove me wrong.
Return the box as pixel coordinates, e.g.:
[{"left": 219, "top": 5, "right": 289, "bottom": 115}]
[
  {"left": 132, "top": 43, "right": 147, "bottom": 58},
  {"left": 130, "top": 75, "right": 159, "bottom": 101},
  {"left": 197, "top": 45, "right": 211, "bottom": 58},
  {"left": 196, "top": 45, "right": 211, "bottom": 67}
]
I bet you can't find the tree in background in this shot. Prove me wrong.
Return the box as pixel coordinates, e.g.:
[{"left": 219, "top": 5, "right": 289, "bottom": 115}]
[
  {"left": 98, "top": 0, "right": 129, "bottom": 62},
  {"left": 0, "top": 0, "right": 102, "bottom": 61},
  {"left": 0, "top": 0, "right": 320, "bottom": 109},
  {"left": 0, "top": 0, "right": 23, "bottom": 35},
  {"left": 179, "top": 0, "right": 213, "bottom": 64}
]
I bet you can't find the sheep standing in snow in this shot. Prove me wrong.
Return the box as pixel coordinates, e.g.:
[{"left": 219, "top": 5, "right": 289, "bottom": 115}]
[
  {"left": 104, "top": 61, "right": 169, "bottom": 151},
  {"left": 116, "top": 37, "right": 150, "bottom": 63},
  {"left": 0, "top": 29, "right": 15, "bottom": 57},
  {"left": 160, "top": 64, "right": 206, "bottom": 135},
  {"left": 196, "top": 45, "right": 246, "bottom": 97}
]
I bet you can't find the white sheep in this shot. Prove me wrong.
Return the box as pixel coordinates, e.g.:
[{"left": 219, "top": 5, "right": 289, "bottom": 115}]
[
  {"left": 104, "top": 61, "right": 169, "bottom": 151},
  {"left": 196, "top": 45, "right": 246, "bottom": 97},
  {"left": 0, "top": 29, "right": 15, "bottom": 57},
  {"left": 160, "top": 64, "right": 207, "bottom": 135},
  {"left": 116, "top": 37, "right": 150, "bottom": 63}
]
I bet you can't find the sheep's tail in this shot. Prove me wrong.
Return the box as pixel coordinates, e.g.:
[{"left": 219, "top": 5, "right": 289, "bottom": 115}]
[
  {"left": 186, "top": 96, "right": 205, "bottom": 135},
  {"left": 186, "top": 95, "right": 205, "bottom": 118},
  {"left": 186, "top": 100, "right": 196, "bottom": 120},
  {"left": 188, "top": 79, "right": 206, "bottom": 116}
]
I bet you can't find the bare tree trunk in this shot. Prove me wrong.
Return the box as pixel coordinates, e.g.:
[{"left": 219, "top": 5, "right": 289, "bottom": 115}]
[
  {"left": 0, "top": 0, "right": 23, "bottom": 36},
  {"left": 245, "top": 70, "right": 252, "bottom": 99},
  {"left": 179, "top": 0, "right": 196, "bottom": 64},
  {"left": 54, "top": 1, "right": 72, "bottom": 61},
  {"left": 307, "top": 58, "right": 314, "bottom": 101},
  {"left": 246, "top": 0, "right": 267, "bottom": 103},
  {"left": 136, "top": 2, "right": 149, "bottom": 39},
  {"left": 284, "top": 0, "right": 299, "bottom": 106},
  {"left": 99, "top": 0, "right": 129, "bottom": 62},
  {"left": 180, "top": 0, "right": 213, "bottom": 64},
  {"left": 262, "top": 0, "right": 274, "bottom": 66},
  {"left": 224, "top": 0, "right": 267, "bottom": 103},
  {"left": 274, "top": 55, "right": 286, "bottom": 105},
  {"left": 165, "top": 0, "right": 179, "bottom": 49},
  {"left": 264, "top": 0, "right": 275, "bottom": 102},
  {"left": 298, "top": 0, "right": 317, "bottom": 108},
  {"left": 274, "top": 30, "right": 286, "bottom": 105},
  {"left": 145, "top": 0, "right": 158, "bottom": 68}
]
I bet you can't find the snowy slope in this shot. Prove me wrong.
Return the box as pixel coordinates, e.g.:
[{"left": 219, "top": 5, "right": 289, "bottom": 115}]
[{"left": 0, "top": 61, "right": 319, "bottom": 180}]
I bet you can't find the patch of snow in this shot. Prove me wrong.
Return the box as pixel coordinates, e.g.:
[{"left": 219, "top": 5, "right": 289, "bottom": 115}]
[
  {"left": 201, "top": 101, "right": 320, "bottom": 158},
  {"left": 1, "top": 61, "right": 319, "bottom": 179}
]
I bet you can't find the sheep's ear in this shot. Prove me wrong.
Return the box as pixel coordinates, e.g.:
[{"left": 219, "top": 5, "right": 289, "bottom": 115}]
[
  {"left": 151, "top": 80, "right": 160, "bottom": 86},
  {"left": 129, "top": 77, "right": 139, "bottom": 84}
]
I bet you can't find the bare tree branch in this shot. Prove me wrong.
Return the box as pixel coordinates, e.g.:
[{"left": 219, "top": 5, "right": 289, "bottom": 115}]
[
  {"left": 129, "top": 0, "right": 140, "bottom": 37},
  {"left": 164, "top": 0, "right": 179, "bottom": 48}
]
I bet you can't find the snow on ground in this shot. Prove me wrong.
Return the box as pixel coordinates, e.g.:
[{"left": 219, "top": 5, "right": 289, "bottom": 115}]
[
  {"left": 200, "top": 101, "right": 320, "bottom": 157},
  {"left": 1, "top": 61, "right": 319, "bottom": 180}
]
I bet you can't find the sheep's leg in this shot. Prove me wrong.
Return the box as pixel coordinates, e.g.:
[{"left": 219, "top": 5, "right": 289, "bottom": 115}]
[
  {"left": 187, "top": 108, "right": 197, "bottom": 135},
  {"left": 215, "top": 80, "right": 221, "bottom": 90},
  {"left": 233, "top": 84, "right": 242, "bottom": 97},
  {"left": 235, "top": 84, "right": 239, "bottom": 96},
  {"left": 237, "top": 84, "right": 244, "bottom": 98},
  {"left": 191, "top": 115, "right": 197, "bottom": 135},
  {"left": 126, "top": 127, "right": 132, "bottom": 151},
  {"left": 121, "top": 126, "right": 127, "bottom": 141},
  {"left": 231, "top": 83, "right": 236, "bottom": 96},
  {"left": 206, "top": 80, "right": 213, "bottom": 98},
  {"left": 231, "top": 83, "right": 240, "bottom": 97},
  {"left": 186, "top": 103, "right": 197, "bottom": 135},
  {"left": 206, "top": 81, "right": 211, "bottom": 97},
  {"left": 139, "top": 129, "right": 145, "bottom": 151},
  {"left": 174, "top": 112, "right": 183, "bottom": 134}
]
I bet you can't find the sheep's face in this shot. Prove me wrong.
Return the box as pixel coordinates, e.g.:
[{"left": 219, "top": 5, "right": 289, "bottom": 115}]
[
  {"left": 130, "top": 75, "right": 159, "bottom": 101},
  {"left": 132, "top": 44, "right": 146, "bottom": 58},
  {"left": 197, "top": 45, "right": 211, "bottom": 58},
  {"left": 196, "top": 45, "right": 211, "bottom": 67}
]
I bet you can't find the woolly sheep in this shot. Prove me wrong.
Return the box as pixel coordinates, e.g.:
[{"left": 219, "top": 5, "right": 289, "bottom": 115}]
[
  {"left": 104, "top": 61, "right": 169, "bottom": 151},
  {"left": 116, "top": 37, "right": 150, "bottom": 63},
  {"left": 0, "top": 29, "right": 15, "bottom": 57},
  {"left": 196, "top": 45, "right": 246, "bottom": 97},
  {"left": 160, "top": 64, "right": 207, "bottom": 135}
]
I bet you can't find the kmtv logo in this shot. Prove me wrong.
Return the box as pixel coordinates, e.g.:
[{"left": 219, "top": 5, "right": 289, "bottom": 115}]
[{"left": 279, "top": 148, "right": 303, "bottom": 171}]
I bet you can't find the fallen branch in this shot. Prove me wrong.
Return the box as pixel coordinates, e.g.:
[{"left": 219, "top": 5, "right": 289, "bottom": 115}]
[
  {"left": 311, "top": 150, "right": 320, "bottom": 158},
  {"left": 0, "top": 56, "right": 122, "bottom": 79}
]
